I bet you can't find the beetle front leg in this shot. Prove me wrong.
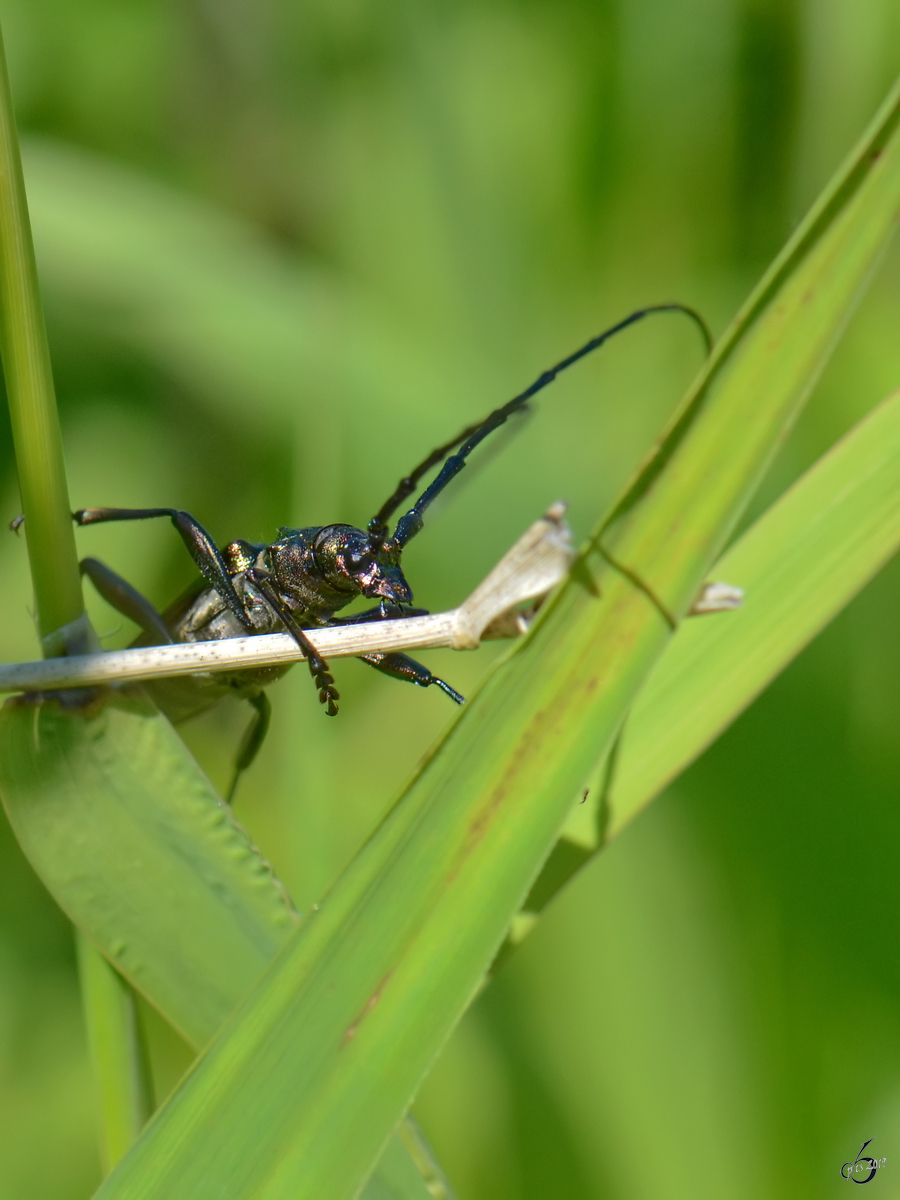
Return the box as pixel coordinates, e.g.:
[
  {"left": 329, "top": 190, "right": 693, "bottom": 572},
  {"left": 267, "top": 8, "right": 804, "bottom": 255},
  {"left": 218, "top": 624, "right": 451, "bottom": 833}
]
[
  {"left": 327, "top": 603, "right": 429, "bottom": 626},
  {"left": 73, "top": 507, "right": 250, "bottom": 631},
  {"left": 244, "top": 568, "right": 340, "bottom": 716}
]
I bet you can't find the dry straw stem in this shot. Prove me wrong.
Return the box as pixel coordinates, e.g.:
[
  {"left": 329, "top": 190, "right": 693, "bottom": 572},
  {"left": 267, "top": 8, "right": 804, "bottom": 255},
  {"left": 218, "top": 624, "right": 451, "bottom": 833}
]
[
  {"left": 0, "top": 506, "right": 737, "bottom": 693},
  {"left": 0, "top": 505, "right": 576, "bottom": 691}
]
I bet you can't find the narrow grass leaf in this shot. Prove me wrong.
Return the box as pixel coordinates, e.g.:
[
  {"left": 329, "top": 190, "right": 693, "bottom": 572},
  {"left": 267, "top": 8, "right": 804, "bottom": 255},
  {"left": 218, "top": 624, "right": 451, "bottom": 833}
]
[
  {"left": 610, "top": 383, "right": 900, "bottom": 835},
  {"left": 77, "top": 933, "right": 154, "bottom": 1172},
  {"left": 517, "top": 385, "right": 900, "bottom": 933},
  {"left": 0, "top": 33, "right": 85, "bottom": 642}
]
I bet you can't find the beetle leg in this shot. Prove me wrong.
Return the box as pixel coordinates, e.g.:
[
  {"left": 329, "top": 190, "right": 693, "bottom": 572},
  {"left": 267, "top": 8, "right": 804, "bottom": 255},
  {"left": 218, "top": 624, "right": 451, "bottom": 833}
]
[
  {"left": 244, "top": 568, "right": 340, "bottom": 716},
  {"left": 226, "top": 692, "right": 271, "bottom": 803},
  {"left": 80, "top": 557, "right": 174, "bottom": 645},
  {"left": 358, "top": 651, "right": 464, "bottom": 705},
  {"left": 73, "top": 507, "right": 250, "bottom": 631},
  {"left": 326, "top": 603, "right": 429, "bottom": 626}
]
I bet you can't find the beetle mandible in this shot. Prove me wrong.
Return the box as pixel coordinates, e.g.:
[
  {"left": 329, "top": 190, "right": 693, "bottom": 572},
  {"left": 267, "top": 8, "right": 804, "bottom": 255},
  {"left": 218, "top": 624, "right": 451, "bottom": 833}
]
[{"left": 68, "top": 304, "right": 710, "bottom": 797}]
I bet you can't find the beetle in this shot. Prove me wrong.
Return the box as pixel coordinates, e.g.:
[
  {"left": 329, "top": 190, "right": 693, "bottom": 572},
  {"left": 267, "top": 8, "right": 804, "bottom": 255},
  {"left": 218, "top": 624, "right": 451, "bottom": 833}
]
[{"left": 67, "top": 304, "right": 710, "bottom": 797}]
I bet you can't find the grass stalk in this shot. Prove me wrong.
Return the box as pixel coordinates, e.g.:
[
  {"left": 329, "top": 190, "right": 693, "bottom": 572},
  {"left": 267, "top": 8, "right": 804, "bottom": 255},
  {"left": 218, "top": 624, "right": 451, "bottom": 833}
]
[
  {"left": 0, "top": 20, "right": 144, "bottom": 1181},
  {"left": 77, "top": 934, "right": 154, "bottom": 1174},
  {"left": 0, "top": 20, "right": 85, "bottom": 652}
]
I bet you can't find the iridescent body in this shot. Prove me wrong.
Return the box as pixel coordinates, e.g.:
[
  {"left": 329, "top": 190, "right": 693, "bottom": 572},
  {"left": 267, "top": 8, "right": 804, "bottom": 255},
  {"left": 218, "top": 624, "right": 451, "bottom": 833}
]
[{"left": 143, "top": 525, "right": 422, "bottom": 724}]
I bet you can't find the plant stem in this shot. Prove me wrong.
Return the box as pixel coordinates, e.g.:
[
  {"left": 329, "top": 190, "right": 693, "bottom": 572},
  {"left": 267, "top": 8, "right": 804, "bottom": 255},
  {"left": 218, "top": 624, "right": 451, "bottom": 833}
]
[
  {"left": 0, "top": 21, "right": 85, "bottom": 652},
  {"left": 0, "top": 24, "right": 134, "bottom": 1182},
  {"left": 77, "top": 934, "right": 154, "bottom": 1174}
]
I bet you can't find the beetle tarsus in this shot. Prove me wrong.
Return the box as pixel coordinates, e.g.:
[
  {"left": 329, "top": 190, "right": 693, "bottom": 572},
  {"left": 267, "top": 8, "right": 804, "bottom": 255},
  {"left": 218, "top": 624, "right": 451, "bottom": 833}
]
[{"left": 433, "top": 677, "right": 465, "bottom": 705}]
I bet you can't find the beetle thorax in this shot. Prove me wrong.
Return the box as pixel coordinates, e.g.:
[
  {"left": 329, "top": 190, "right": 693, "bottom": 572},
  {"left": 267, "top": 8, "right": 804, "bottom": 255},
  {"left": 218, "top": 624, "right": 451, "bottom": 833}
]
[{"left": 267, "top": 524, "right": 413, "bottom": 619}]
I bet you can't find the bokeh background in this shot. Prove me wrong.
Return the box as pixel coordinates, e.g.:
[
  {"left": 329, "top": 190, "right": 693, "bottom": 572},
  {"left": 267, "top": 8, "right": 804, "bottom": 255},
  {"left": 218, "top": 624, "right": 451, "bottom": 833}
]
[{"left": 0, "top": 1, "right": 897, "bottom": 1196}]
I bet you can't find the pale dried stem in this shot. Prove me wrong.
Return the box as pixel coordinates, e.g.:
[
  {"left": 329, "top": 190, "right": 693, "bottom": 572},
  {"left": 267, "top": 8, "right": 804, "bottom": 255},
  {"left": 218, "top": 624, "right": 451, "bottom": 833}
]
[
  {"left": 0, "top": 505, "right": 742, "bottom": 695},
  {"left": 0, "top": 505, "right": 575, "bottom": 694}
]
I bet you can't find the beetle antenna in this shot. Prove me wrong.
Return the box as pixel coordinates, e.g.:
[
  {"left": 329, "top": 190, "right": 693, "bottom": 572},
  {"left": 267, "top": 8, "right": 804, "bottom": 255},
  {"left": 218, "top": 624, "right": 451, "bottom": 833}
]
[
  {"left": 368, "top": 408, "right": 533, "bottom": 548},
  {"left": 388, "top": 303, "right": 712, "bottom": 549},
  {"left": 367, "top": 418, "right": 484, "bottom": 547}
]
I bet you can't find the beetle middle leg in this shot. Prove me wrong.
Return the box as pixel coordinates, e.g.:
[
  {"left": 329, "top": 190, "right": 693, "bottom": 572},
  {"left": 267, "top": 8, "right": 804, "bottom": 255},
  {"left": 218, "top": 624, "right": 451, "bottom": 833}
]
[
  {"left": 74, "top": 507, "right": 249, "bottom": 630},
  {"left": 74, "top": 507, "right": 340, "bottom": 715},
  {"left": 358, "top": 651, "right": 464, "bottom": 705}
]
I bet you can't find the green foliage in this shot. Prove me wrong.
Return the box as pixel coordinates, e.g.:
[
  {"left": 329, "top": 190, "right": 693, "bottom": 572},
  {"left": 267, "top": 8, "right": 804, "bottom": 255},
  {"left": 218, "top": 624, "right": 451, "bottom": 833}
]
[
  {"left": 0, "top": 698, "right": 300, "bottom": 1048},
  {"left": 520, "top": 384, "right": 900, "bottom": 933},
  {"left": 612, "top": 385, "right": 900, "bottom": 837},
  {"left": 77, "top": 80, "right": 899, "bottom": 1200},
  {"left": 0, "top": 27, "right": 82, "bottom": 642},
  {"left": 0, "top": 4, "right": 897, "bottom": 1198},
  {"left": 76, "top": 935, "right": 153, "bottom": 1172}
]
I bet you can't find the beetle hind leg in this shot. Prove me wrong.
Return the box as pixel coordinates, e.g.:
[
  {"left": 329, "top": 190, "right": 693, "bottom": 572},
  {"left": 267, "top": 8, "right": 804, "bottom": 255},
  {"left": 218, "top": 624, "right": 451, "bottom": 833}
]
[{"left": 80, "top": 557, "right": 173, "bottom": 645}]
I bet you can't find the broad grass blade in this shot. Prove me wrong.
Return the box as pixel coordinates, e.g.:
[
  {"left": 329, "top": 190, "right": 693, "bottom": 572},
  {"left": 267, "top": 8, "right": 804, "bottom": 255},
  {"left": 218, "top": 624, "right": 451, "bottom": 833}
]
[
  {"left": 93, "top": 81, "right": 900, "bottom": 1200},
  {"left": 0, "top": 694, "right": 437, "bottom": 1198},
  {"left": 0, "top": 695, "right": 298, "bottom": 1048}
]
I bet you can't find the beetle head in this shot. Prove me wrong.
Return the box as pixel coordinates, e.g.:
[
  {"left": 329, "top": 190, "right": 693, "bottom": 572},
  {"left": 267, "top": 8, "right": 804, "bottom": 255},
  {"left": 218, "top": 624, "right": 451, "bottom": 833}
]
[{"left": 312, "top": 524, "right": 412, "bottom": 608}]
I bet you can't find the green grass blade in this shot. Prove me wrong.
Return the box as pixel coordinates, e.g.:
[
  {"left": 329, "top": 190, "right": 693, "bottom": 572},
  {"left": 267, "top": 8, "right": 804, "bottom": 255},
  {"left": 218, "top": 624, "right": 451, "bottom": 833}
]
[
  {"left": 513, "top": 384, "right": 900, "bottom": 937},
  {"left": 92, "top": 79, "right": 900, "bottom": 1200},
  {"left": 0, "top": 27, "right": 85, "bottom": 646},
  {"left": 610, "top": 383, "right": 900, "bottom": 836},
  {"left": 601, "top": 91, "right": 900, "bottom": 606},
  {"left": 0, "top": 694, "right": 438, "bottom": 1199},
  {"left": 77, "top": 933, "right": 154, "bottom": 1173},
  {"left": 0, "top": 697, "right": 299, "bottom": 1049},
  {"left": 365, "top": 1120, "right": 455, "bottom": 1200},
  {"left": 394, "top": 1118, "right": 455, "bottom": 1200},
  {"left": 0, "top": 28, "right": 440, "bottom": 1200}
]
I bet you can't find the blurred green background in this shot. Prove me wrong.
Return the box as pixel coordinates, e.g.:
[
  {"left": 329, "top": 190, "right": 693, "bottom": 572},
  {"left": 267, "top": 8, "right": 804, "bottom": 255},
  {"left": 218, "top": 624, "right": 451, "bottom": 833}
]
[{"left": 0, "top": 1, "right": 897, "bottom": 1196}]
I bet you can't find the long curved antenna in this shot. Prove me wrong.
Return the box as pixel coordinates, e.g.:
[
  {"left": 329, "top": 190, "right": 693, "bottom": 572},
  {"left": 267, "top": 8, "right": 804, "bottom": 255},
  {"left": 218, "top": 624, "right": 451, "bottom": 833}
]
[
  {"left": 368, "top": 419, "right": 483, "bottom": 546},
  {"left": 389, "top": 303, "right": 712, "bottom": 549},
  {"left": 368, "top": 409, "right": 533, "bottom": 547}
]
